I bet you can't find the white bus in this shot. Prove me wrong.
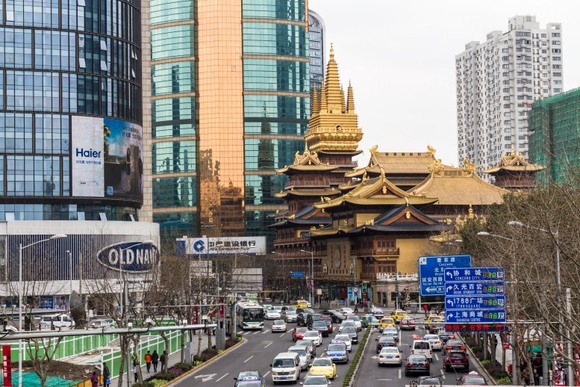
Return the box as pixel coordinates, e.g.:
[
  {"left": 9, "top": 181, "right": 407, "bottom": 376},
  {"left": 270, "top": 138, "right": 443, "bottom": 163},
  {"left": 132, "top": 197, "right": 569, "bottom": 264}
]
[{"left": 236, "top": 300, "right": 265, "bottom": 330}]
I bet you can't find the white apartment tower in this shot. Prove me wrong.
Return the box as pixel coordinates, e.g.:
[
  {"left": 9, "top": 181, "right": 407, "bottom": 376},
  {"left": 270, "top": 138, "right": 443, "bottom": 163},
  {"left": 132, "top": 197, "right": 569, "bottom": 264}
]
[{"left": 456, "top": 16, "right": 563, "bottom": 172}]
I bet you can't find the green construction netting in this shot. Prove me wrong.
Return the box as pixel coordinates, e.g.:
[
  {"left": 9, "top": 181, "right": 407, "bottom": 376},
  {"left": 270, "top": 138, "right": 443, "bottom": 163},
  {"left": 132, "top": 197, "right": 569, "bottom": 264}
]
[{"left": 2, "top": 372, "right": 79, "bottom": 386}]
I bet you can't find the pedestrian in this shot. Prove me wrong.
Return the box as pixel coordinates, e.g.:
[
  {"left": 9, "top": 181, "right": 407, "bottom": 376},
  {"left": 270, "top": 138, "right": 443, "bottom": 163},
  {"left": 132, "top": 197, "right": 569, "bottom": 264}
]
[
  {"left": 144, "top": 350, "right": 152, "bottom": 373},
  {"left": 90, "top": 371, "right": 99, "bottom": 387},
  {"left": 423, "top": 303, "right": 429, "bottom": 317},
  {"left": 160, "top": 350, "right": 168, "bottom": 372},
  {"left": 102, "top": 363, "right": 111, "bottom": 387},
  {"left": 132, "top": 361, "right": 138, "bottom": 383},
  {"left": 152, "top": 350, "right": 159, "bottom": 372}
]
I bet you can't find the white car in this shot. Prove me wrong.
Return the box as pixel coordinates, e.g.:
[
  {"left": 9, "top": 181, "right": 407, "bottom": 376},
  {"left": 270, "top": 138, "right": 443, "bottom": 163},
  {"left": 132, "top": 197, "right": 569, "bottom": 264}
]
[
  {"left": 287, "top": 345, "right": 311, "bottom": 371},
  {"left": 284, "top": 310, "right": 298, "bottom": 323},
  {"left": 423, "top": 334, "right": 443, "bottom": 351},
  {"left": 301, "top": 374, "right": 331, "bottom": 387},
  {"left": 265, "top": 308, "right": 282, "bottom": 320},
  {"left": 302, "top": 330, "right": 323, "bottom": 347},
  {"left": 338, "top": 320, "right": 356, "bottom": 333},
  {"left": 272, "top": 319, "right": 287, "bottom": 333},
  {"left": 333, "top": 334, "right": 353, "bottom": 352},
  {"left": 339, "top": 307, "right": 355, "bottom": 316},
  {"left": 345, "top": 315, "right": 362, "bottom": 331},
  {"left": 378, "top": 347, "right": 403, "bottom": 366}
]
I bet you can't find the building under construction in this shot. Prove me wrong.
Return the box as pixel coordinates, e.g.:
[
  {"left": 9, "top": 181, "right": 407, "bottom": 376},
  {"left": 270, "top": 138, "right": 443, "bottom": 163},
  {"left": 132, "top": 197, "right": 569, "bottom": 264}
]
[{"left": 528, "top": 88, "right": 580, "bottom": 185}]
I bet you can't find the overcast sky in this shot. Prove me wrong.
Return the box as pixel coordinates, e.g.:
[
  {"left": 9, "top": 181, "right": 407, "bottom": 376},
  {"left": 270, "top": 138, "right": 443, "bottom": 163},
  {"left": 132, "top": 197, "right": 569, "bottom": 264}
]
[{"left": 308, "top": 0, "right": 580, "bottom": 166}]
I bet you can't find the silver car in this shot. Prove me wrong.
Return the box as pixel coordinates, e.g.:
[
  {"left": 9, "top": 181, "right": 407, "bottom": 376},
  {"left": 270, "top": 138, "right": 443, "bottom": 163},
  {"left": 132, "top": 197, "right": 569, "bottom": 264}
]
[{"left": 287, "top": 345, "right": 311, "bottom": 371}]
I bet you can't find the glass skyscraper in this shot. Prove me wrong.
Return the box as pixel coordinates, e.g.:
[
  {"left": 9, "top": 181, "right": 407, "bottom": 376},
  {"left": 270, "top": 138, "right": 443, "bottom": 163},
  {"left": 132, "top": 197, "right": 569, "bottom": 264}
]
[
  {"left": 0, "top": 0, "right": 143, "bottom": 221},
  {"left": 147, "top": 0, "right": 310, "bottom": 245}
]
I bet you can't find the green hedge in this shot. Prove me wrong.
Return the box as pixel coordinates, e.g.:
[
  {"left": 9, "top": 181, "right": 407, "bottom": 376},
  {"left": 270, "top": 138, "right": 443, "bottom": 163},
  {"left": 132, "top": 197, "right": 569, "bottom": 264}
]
[{"left": 342, "top": 328, "right": 371, "bottom": 387}]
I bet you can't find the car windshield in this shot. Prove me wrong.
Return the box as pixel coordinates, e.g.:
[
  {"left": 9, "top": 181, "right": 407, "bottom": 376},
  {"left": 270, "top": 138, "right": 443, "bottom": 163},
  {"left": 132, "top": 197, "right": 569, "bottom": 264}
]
[
  {"left": 312, "top": 358, "right": 332, "bottom": 366},
  {"left": 313, "top": 321, "right": 327, "bottom": 328},
  {"left": 347, "top": 316, "right": 360, "bottom": 321},
  {"left": 303, "top": 376, "right": 327, "bottom": 385},
  {"left": 304, "top": 332, "right": 319, "bottom": 338},
  {"left": 327, "top": 344, "right": 345, "bottom": 351},
  {"left": 449, "top": 352, "right": 466, "bottom": 358},
  {"left": 335, "top": 335, "right": 350, "bottom": 342},
  {"left": 414, "top": 342, "right": 430, "bottom": 349},
  {"left": 296, "top": 327, "right": 308, "bottom": 333},
  {"left": 381, "top": 347, "right": 398, "bottom": 354},
  {"left": 272, "top": 358, "right": 295, "bottom": 367},
  {"left": 273, "top": 320, "right": 285, "bottom": 325},
  {"left": 237, "top": 381, "right": 262, "bottom": 387},
  {"left": 296, "top": 340, "right": 311, "bottom": 348},
  {"left": 463, "top": 376, "right": 486, "bottom": 384},
  {"left": 408, "top": 355, "right": 427, "bottom": 362},
  {"left": 418, "top": 378, "right": 441, "bottom": 385},
  {"left": 343, "top": 327, "right": 356, "bottom": 333}
]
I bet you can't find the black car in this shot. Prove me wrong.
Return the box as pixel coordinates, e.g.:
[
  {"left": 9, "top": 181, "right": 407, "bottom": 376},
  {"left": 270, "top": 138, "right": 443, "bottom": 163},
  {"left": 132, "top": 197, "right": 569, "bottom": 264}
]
[
  {"left": 404, "top": 354, "right": 430, "bottom": 377},
  {"left": 376, "top": 336, "right": 397, "bottom": 353},
  {"left": 306, "top": 313, "right": 323, "bottom": 329},
  {"left": 296, "top": 313, "right": 306, "bottom": 326},
  {"left": 321, "top": 310, "right": 346, "bottom": 323},
  {"left": 312, "top": 320, "right": 331, "bottom": 337}
]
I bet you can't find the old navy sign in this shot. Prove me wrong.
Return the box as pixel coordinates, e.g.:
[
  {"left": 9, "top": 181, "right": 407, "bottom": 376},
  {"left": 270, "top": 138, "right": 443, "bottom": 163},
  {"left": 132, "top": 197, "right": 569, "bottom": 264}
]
[{"left": 97, "top": 241, "right": 158, "bottom": 273}]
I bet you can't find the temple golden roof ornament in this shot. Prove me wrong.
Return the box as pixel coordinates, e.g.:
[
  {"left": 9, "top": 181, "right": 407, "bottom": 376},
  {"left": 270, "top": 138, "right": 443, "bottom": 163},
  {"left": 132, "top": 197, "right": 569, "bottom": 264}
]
[
  {"left": 347, "top": 81, "right": 355, "bottom": 113},
  {"left": 311, "top": 86, "right": 320, "bottom": 115},
  {"left": 463, "top": 158, "right": 477, "bottom": 176},
  {"left": 428, "top": 158, "right": 444, "bottom": 176}
]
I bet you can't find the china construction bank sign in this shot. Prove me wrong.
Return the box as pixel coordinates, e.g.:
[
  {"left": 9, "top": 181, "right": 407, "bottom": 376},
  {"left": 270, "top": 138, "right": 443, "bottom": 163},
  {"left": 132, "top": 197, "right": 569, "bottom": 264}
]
[{"left": 181, "top": 236, "right": 266, "bottom": 256}]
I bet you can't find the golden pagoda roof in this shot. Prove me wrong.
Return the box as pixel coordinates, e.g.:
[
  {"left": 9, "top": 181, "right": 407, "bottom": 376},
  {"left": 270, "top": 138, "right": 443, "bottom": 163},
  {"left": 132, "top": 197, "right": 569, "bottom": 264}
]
[
  {"left": 314, "top": 168, "right": 438, "bottom": 210},
  {"left": 305, "top": 45, "right": 363, "bottom": 152},
  {"left": 346, "top": 145, "right": 440, "bottom": 177},
  {"left": 274, "top": 188, "right": 342, "bottom": 198},
  {"left": 276, "top": 146, "right": 338, "bottom": 174},
  {"left": 483, "top": 146, "right": 545, "bottom": 174},
  {"left": 410, "top": 161, "right": 508, "bottom": 206}
]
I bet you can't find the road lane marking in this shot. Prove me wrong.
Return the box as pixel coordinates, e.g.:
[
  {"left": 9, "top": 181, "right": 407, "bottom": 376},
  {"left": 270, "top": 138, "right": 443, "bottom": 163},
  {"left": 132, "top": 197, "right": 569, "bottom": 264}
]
[
  {"left": 279, "top": 333, "right": 286, "bottom": 338},
  {"left": 253, "top": 330, "right": 262, "bottom": 334},
  {"left": 398, "top": 368, "right": 402, "bottom": 378},
  {"left": 216, "top": 373, "right": 228, "bottom": 382},
  {"left": 265, "top": 342, "right": 273, "bottom": 348},
  {"left": 262, "top": 330, "right": 269, "bottom": 334},
  {"left": 244, "top": 355, "right": 254, "bottom": 363},
  {"left": 264, "top": 371, "right": 271, "bottom": 377}
]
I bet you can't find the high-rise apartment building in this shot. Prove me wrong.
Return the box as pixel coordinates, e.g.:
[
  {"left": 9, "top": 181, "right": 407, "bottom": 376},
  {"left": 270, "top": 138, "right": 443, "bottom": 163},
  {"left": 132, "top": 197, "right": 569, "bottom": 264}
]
[
  {"left": 146, "top": 1, "right": 310, "bottom": 243},
  {"left": 456, "top": 16, "right": 563, "bottom": 172}
]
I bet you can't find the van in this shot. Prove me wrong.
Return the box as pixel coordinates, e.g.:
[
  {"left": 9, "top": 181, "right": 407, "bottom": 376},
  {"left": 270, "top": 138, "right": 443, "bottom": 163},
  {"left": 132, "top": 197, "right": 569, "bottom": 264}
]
[
  {"left": 39, "top": 314, "right": 75, "bottom": 330},
  {"left": 410, "top": 340, "right": 433, "bottom": 362},
  {"left": 270, "top": 352, "right": 301, "bottom": 383}
]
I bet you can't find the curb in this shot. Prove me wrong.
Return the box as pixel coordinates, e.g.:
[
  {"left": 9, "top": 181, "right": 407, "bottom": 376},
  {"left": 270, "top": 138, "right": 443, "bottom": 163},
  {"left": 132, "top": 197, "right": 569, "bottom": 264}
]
[
  {"left": 164, "top": 337, "right": 247, "bottom": 386},
  {"left": 348, "top": 327, "right": 373, "bottom": 387}
]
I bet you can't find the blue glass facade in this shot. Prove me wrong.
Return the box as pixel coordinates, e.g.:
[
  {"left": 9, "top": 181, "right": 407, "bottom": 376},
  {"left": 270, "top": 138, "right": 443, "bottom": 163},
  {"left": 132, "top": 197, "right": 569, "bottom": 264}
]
[{"left": 0, "top": 0, "right": 142, "bottom": 221}]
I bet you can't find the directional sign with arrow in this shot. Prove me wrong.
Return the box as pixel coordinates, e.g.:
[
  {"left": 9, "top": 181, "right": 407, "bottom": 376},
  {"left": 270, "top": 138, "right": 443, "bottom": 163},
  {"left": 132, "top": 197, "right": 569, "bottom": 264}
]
[
  {"left": 445, "top": 295, "right": 506, "bottom": 309},
  {"left": 418, "top": 255, "right": 472, "bottom": 297},
  {"left": 445, "top": 281, "right": 505, "bottom": 296}
]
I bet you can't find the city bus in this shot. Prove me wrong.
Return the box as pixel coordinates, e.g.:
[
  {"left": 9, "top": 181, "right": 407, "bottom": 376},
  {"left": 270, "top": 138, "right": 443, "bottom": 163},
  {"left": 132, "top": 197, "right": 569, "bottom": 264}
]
[{"left": 236, "top": 300, "right": 265, "bottom": 330}]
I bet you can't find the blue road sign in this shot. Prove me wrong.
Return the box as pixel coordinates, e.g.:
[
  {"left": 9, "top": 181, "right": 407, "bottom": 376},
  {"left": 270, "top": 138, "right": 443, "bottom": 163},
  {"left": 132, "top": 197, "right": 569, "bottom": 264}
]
[
  {"left": 418, "top": 255, "right": 472, "bottom": 296},
  {"left": 445, "top": 281, "right": 505, "bottom": 296},
  {"left": 444, "top": 267, "right": 505, "bottom": 282},
  {"left": 445, "top": 296, "right": 506, "bottom": 310},
  {"left": 445, "top": 309, "right": 507, "bottom": 323},
  {"left": 291, "top": 271, "right": 305, "bottom": 279}
]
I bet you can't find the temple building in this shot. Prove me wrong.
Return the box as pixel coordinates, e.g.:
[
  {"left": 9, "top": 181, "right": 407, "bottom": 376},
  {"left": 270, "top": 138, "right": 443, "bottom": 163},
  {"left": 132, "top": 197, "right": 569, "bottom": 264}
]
[
  {"left": 483, "top": 147, "right": 545, "bottom": 191},
  {"left": 270, "top": 47, "right": 509, "bottom": 307}
]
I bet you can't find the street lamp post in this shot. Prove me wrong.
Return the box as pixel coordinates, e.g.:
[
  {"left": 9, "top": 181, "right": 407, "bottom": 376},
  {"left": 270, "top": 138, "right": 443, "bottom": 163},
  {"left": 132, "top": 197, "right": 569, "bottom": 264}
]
[
  {"left": 300, "top": 250, "right": 314, "bottom": 307},
  {"left": 65, "top": 250, "right": 73, "bottom": 312},
  {"left": 18, "top": 233, "right": 67, "bottom": 387},
  {"left": 507, "top": 221, "right": 571, "bottom": 386}
]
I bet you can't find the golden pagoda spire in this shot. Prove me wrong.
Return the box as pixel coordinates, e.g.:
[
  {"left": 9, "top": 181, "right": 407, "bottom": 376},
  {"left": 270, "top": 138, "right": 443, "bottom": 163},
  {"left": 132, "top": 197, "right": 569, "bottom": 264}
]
[
  {"left": 346, "top": 80, "right": 355, "bottom": 113},
  {"left": 320, "top": 78, "right": 327, "bottom": 111},
  {"left": 311, "top": 86, "right": 319, "bottom": 115},
  {"left": 304, "top": 44, "right": 363, "bottom": 152},
  {"left": 325, "top": 44, "right": 343, "bottom": 113}
]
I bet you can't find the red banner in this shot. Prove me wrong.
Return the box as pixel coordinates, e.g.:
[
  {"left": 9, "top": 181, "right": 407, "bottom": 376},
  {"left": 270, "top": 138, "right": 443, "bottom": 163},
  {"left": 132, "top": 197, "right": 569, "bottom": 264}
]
[
  {"left": 2, "top": 345, "right": 12, "bottom": 387},
  {"left": 219, "top": 297, "right": 225, "bottom": 318},
  {"left": 445, "top": 323, "right": 509, "bottom": 332},
  {"left": 193, "top": 306, "right": 199, "bottom": 324}
]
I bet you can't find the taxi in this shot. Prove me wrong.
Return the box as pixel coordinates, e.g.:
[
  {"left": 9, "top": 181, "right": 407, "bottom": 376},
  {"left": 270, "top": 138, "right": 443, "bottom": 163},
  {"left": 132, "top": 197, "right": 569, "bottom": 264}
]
[
  {"left": 391, "top": 309, "right": 408, "bottom": 323},
  {"left": 308, "top": 356, "right": 337, "bottom": 379},
  {"left": 293, "top": 299, "right": 309, "bottom": 309},
  {"left": 424, "top": 314, "right": 445, "bottom": 333},
  {"left": 379, "top": 317, "right": 396, "bottom": 329}
]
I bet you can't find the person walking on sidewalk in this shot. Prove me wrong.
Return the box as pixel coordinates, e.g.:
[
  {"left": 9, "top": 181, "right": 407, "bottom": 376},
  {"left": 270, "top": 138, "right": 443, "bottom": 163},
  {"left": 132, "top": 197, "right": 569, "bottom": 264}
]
[
  {"left": 144, "top": 351, "right": 152, "bottom": 373},
  {"left": 90, "top": 371, "right": 99, "bottom": 387},
  {"left": 152, "top": 350, "right": 159, "bottom": 372},
  {"left": 102, "top": 363, "right": 111, "bottom": 387},
  {"left": 160, "top": 350, "right": 168, "bottom": 372}
]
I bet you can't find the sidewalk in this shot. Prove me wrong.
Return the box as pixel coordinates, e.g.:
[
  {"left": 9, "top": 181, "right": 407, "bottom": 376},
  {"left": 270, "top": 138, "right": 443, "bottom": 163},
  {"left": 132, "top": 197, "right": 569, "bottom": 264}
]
[{"left": 69, "top": 330, "right": 215, "bottom": 386}]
